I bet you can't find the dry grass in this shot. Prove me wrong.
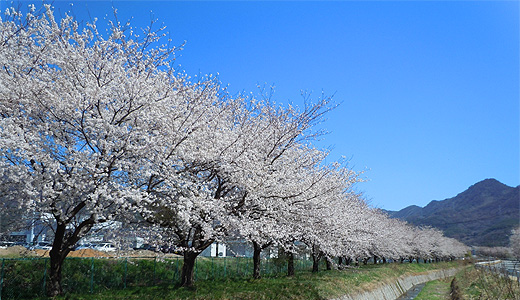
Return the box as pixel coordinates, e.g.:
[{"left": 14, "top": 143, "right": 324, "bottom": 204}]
[
  {"left": 454, "top": 265, "right": 520, "bottom": 300},
  {"left": 0, "top": 246, "right": 177, "bottom": 259}
]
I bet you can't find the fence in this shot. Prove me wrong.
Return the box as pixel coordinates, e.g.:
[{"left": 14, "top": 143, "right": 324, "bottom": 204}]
[
  {"left": 473, "top": 260, "right": 520, "bottom": 299},
  {"left": 475, "top": 260, "right": 520, "bottom": 281},
  {"left": 0, "top": 256, "right": 315, "bottom": 299}
]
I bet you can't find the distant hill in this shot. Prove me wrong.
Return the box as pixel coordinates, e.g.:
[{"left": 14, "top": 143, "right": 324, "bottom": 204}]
[{"left": 386, "top": 179, "right": 520, "bottom": 247}]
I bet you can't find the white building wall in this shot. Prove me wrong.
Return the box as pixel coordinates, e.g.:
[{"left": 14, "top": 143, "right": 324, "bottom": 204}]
[{"left": 210, "top": 242, "right": 226, "bottom": 257}]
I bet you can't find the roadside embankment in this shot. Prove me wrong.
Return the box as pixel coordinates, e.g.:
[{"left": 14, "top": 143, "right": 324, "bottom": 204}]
[{"left": 333, "top": 267, "right": 462, "bottom": 300}]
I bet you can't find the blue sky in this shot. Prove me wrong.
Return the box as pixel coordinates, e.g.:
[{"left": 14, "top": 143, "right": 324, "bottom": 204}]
[{"left": 5, "top": 1, "right": 519, "bottom": 211}]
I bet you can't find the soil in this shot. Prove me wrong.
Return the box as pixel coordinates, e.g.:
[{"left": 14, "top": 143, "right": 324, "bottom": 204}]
[
  {"left": 0, "top": 245, "right": 33, "bottom": 257},
  {"left": 0, "top": 246, "right": 178, "bottom": 259}
]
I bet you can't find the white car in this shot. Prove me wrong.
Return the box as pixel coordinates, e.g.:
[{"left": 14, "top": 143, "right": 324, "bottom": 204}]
[
  {"left": 75, "top": 243, "right": 95, "bottom": 250},
  {"left": 31, "top": 241, "right": 52, "bottom": 250},
  {"left": 94, "top": 242, "right": 117, "bottom": 252},
  {"left": 0, "top": 241, "right": 14, "bottom": 249}
]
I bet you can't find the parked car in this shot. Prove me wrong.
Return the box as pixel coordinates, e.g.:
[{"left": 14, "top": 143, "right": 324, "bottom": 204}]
[
  {"left": 75, "top": 243, "right": 95, "bottom": 250},
  {"left": 94, "top": 242, "right": 116, "bottom": 252},
  {"left": 0, "top": 241, "right": 14, "bottom": 249},
  {"left": 30, "top": 241, "right": 52, "bottom": 250},
  {"left": 134, "top": 243, "right": 158, "bottom": 252}
]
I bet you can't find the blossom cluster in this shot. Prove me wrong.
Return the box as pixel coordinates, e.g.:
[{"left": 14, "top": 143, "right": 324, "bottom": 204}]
[{"left": 0, "top": 4, "right": 467, "bottom": 276}]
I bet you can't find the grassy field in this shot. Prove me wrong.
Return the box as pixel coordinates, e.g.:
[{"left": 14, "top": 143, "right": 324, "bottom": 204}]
[
  {"left": 414, "top": 264, "right": 520, "bottom": 300},
  {"left": 414, "top": 278, "right": 451, "bottom": 300},
  {"left": 42, "top": 261, "right": 462, "bottom": 300},
  {"left": 452, "top": 265, "right": 520, "bottom": 300}
]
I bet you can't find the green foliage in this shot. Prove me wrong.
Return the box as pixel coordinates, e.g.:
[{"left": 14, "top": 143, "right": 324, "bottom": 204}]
[
  {"left": 1, "top": 258, "right": 48, "bottom": 299},
  {"left": 0, "top": 256, "right": 319, "bottom": 299},
  {"left": 414, "top": 278, "right": 451, "bottom": 300},
  {"left": 453, "top": 265, "right": 520, "bottom": 299},
  {"left": 29, "top": 261, "right": 460, "bottom": 300},
  {"left": 0, "top": 256, "right": 462, "bottom": 300}
]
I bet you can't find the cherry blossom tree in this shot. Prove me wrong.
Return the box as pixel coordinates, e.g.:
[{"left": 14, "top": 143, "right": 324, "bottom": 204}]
[
  {"left": 0, "top": 5, "right": 471, "bottom": 295},
  {"left": 0, "top": 5, "right": 188, "bottom": 295},
  {"left": 299, "top": 177, "right": 366, "bottom": 272},
  {"left": 140, "top": 93, "right": 337, "bottom": 285},
  {"left": 232, "top": 144, "right": 349, "bottom": 277},
  {"left": 212, "top": 98, "right": 365, "bottom": 277}
]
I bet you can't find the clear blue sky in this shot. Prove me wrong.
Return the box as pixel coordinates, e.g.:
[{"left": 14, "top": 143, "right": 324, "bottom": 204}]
[{"left": 5, "top": 1, "right": 519, "bottom": 211}]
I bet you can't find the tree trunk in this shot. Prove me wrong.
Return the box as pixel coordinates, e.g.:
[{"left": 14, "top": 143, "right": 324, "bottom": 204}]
[
  {"left": 180, "top": 252, "right": 198, "bottom": 287},
  {"left": 311, "top": 252, "right": 321, "bottom": 273},
  {"left": 287, "top": 252, "right": 294, "bottom": 276},
  {"left": 45, "top": 207, "right": 94, "bottom": 296},
  {"left": 312, "top": 255, "right": 320, "bottom": 272},
  {"left": 382, "top": 257, "right": 387, "bottom": 264},
  {"left": 252, "top": 241, "right": 262, "bottom": 279},
  {"left": 346, "top": 257, "right": 352, "bottom": 266},
  {"left": 373, "top": 255, "right": 378, "bottom": 264},
  {"left": 48, "top": 250, "right": 64, "bottom": 297},
  {"left": 311, "top": 245, "right": 321, "bottom": 273},
  {"left": 325, "top": 257, "right": 332, "bottom": 270},
  {"left": 338, "top": 257, "right": 343, "bottom": 265},
  {"left": 47, "top": 223, "right": 71, "bottom": 297}
]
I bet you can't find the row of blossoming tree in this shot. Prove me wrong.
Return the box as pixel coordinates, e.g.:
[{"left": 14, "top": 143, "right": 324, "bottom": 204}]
[{"left": 0, "top": 5, "right": 467, "bottom": 296}]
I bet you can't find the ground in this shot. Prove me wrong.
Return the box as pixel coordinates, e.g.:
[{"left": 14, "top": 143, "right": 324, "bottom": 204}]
[
  {"left": 414, "top": 278, "right": 451, "bottom": 300},
  {"left": 0, "top": 245, "right": 177, "bottom": 258}
]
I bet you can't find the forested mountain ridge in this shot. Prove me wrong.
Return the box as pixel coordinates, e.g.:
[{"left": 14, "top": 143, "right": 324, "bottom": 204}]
[{"left": 386, "top": 179, "right": 520, "bottom": 247}]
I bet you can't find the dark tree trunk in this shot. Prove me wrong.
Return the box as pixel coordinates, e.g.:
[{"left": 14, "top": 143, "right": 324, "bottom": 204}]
[
  {"left": 363, "top": 257, "right": 368, "bottom": 265},
  {"left": 338, "top": 257, "right": 343, "bottom": 265},
  {"left": 180, "top": 252, "right": 199, "bottom": 287},
  {"left": 48, "top": 250, "right": 65, "bottom": 297},
  {"left": 325, "top": 257, "right": 332, "bottom": 270},
  {"left": 311, "top": 245, "right": 321, "bottom": 273},
  {"left": 177, "top": 226, "right": 213, "bottom": 288},
  {"left": 346, "top": 257, "right": 352, "bottom": 266},
  {"left": 373, "top": 255, "right": 378, "bottom": 264},
  {"left": 287, "top": 252, "right": 294, "bottom": 276},
  {"left": 47, "top": 223, "right": 73, "bottom": 297},
  {"left": 312, "top": 255, "right": 320, "bottom": 272},
  {"left": 44, "top": 203, "right": 96, "bottom": 297},
  {"left": 382, "top": 257, "right": 387, "bottom": 264},
  {"left": 252, "top": 241, "right": 262, "bottom": 279}
]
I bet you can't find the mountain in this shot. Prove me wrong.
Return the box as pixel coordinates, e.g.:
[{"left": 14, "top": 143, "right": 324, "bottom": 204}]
[{"left": 386, "top": 179, "right": 520, "bottom": 247}]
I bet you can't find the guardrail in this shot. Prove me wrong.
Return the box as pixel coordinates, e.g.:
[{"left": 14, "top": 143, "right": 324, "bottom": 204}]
[{"left": 475, "top": 260, "right": 520, "bottom": 281}]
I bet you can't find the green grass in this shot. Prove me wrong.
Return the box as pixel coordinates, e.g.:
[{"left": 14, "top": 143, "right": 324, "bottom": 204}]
[
  {"left": 46, "top": 262, "right": 461, "bottom": 300},
  {"left": 453, "top": 266, "right": 482, "bottom": 299},
  {"left": 452, "top": 265, "right": 520, "bottom": 300},
  {"left": 414, "top": 278, "right": 451, "bottom": 300},
  {"left": 0, "top": 256, "right": 462, "bottom": 300}
]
